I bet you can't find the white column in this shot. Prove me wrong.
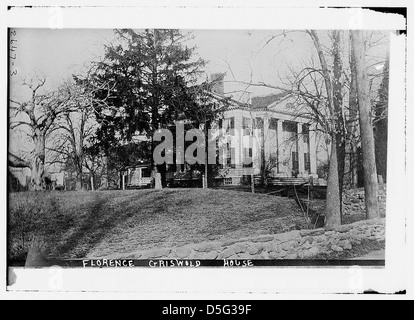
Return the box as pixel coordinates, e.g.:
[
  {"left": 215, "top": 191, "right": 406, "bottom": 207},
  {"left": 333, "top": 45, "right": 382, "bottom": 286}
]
[
  {"left": 263, "top": 116, "right": 270, "bottom": 162},
  {"left": 309, "top": 124, "right": 318, "bottom": 177},
  {"left": 252, "top": 125, "right": 260, "bottom": 175},
  {"left": 297, "top": 123, "right": 305, "bottom": 177},
  {"left": 277, "top": 119, "right": 285, "bottom": 175},
  {"left": 233, "top": 112, "right": 243, "bottom": 170}
]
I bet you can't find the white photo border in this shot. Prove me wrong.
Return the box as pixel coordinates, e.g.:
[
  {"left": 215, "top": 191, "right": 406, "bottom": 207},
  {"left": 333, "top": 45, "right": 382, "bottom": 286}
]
[{"left": 1, "top": 3, "right": 410, "bottom": 298}]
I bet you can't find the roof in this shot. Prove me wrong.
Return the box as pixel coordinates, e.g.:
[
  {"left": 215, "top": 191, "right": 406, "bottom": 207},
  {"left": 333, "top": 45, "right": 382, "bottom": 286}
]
[
  {"left": 250, "top": 92, "right": 289, "bottom": 110},
  {"left": 206, "top": 90, "right": 292, "bottom": 113},
  {"left": 208, "top": 91, "right": 248, "bottom": 109},
  {"left": 223, "top": 91, "right": 313, "bottom": 121},
  {"left": 121, "top": 163, "right": 152, "bottom": 170},
  {"left": 8, "top": 152, "right": 30, "bottom": 168},
  {"left": 203, "top": 90, "right": 311, "bottom": 120}
]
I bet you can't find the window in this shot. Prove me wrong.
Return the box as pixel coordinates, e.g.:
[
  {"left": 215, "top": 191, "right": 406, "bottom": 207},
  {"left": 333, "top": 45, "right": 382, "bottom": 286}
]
[
  {"left": 255, "top": 117, "right": 264, "bottom": 129},
  {"left": 224, "top": 117, "right": 235, "bottom": 135},
  {"left": 303, "top": 133, "right": 309, "bottom": 144},
  {"left": 302, "top": 124, "right": 310, "bottom": 144},
  {"left": 255, "top": 118, "right": 265, "bottom": 141},
  {"left": 283, "top": 121, "right": 297, "bottom": 133},
  {"left": 229, "top": 117, "right": 235, "bottom": 130},
  {"left": 269, "top": 118, "right": 278, "bottom": 131},
  {"left": 304, "top": 153, "right": 311, "bottom": 172},
  {"left": 141, "top": 167, "right": 151, "bottom": 177},
  {"left": 243, "top": 148, "right": 253, "bottom": 168},
  {"left": 226, "top": 146, "right": 236, "bottom": 168},
  {"left": 292, "top": 151, "right": 299, "bottom": 177},
  {"left": 242, "top": 117, "right": 252, "bottom": 135}
]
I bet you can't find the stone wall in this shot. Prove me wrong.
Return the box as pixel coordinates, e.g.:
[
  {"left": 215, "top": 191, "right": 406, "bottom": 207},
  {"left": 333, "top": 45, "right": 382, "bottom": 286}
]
[
  {"left": 342, "top": 185, "right": 387, "bottom": 217},
  {"left": 100, "top": 218, "right": 385, "bottom": 260}
]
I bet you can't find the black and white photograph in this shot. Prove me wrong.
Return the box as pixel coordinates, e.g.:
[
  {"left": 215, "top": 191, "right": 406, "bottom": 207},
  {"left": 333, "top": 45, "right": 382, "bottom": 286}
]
[{"left": 2, "top": 4, "right": 411, "bottom": 297}]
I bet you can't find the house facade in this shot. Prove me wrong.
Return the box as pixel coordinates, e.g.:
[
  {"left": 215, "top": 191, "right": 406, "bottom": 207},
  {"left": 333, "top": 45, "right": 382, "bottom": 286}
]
[
  {"left": 209, "top": 75, "right": 320, "bottom": 185},
  {"left": 216, "top": 96, "right": 318, "bottom": 185}
]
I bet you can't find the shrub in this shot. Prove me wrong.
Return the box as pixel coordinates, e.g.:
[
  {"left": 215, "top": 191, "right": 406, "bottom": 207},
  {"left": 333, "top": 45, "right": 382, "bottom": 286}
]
[{"left": 317, "top": 161, "right": 330, "bottom": 180}]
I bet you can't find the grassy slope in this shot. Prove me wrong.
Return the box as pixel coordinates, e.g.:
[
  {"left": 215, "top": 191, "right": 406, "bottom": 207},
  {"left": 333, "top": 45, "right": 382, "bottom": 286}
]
[{"left": 8, "top": 189, "right": 306, "bottom": 260}]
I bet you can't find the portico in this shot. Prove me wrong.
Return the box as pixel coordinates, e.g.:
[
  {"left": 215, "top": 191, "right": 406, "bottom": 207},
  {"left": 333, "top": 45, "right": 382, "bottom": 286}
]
[{"left": 219, "top": 94, "right": 319, "bottom": 182}]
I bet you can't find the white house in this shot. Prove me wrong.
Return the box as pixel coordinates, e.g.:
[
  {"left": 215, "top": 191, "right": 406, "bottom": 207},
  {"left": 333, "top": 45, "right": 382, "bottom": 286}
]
[{"left": 210, "top": 74, "right": 321, "bottom": 185}]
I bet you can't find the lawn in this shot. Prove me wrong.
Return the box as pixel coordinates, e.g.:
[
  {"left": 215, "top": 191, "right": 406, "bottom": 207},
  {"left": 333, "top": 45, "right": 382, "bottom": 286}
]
[{"left": 8, "top": 188, "right": 308, "bottom": 261}]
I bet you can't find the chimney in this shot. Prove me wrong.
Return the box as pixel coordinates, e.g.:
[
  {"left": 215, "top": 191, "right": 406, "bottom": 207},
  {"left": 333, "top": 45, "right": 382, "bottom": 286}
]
[{"left": 211, "top": 73, "right": 225, "bottom": 95}]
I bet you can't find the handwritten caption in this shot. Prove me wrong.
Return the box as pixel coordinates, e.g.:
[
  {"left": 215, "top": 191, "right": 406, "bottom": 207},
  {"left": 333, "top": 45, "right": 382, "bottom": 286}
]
[
  {"left": 82, "top": 259, "right": 134, "bottom": 268},
  {"left": 81, "top": 259, "right": 255, "bottom": 268},
  {"left": 9, "top": 30, "right": 17, "bottom": 76}
]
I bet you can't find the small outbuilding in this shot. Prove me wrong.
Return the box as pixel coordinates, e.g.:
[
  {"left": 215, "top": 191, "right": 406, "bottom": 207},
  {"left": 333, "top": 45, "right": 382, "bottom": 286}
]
[{"left": 119, "top": 163, "right": 152, "bottom": 189}]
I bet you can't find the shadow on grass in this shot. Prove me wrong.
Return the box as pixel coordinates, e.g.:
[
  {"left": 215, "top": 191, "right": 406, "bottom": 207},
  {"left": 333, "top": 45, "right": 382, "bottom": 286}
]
[
  {"left": 8, "top": 190, "right": 162, "bottom": 261},
  {"left": 53, "top": 195, "right": 107, "bottom": 258},
  {"left": 9, "top": 188, "right": 314, "bottom": 260},
  {"left": 51, "top": 192, "right": 152, "bottom": 259}
]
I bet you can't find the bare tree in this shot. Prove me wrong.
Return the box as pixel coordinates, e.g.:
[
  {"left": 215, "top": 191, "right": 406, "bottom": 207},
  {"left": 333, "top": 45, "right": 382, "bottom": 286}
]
[
  {"left": 47, "top": 79, "right": 101, "bottom": 190},
  {"left": 234, "top": 30, "right": 387, "bottom": 226},
  {"left": 347, "top": 30, "right": 360, "bottom": 189},
  {"left": 10, "top": 78, "right": 78, "bottom": 190},
  {"left": 45, "top": 73, "right": 114, "bottom": 190},
  {"left": 244, "top": 30, "right": 343, "bottom": 226},
  {"left": 331, "top": 30, "right": 346, "bottom": 210},
  {"left": 351, "top": 30, "right": 380, "bottom": 219},
  {"left": 305, "top": 30, "right": 342, "bottom": 228},
  {"left": 48, "top": 107, "right": 95, "bottom": 190}
]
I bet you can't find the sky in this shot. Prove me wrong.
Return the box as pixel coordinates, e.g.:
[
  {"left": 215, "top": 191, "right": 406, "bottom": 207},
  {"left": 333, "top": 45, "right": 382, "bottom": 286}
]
[
  {"left": 9, "top": 28, "right": 115, "bottom": 99},
  {"left": 8, "top": 28, "right": 389, "bottom": 159},
  {"left": 10, "top": 28, "right": 389, "bottom": 102},
  {"left": 9, "top": 28, "right": 325, "bottom": 102}
]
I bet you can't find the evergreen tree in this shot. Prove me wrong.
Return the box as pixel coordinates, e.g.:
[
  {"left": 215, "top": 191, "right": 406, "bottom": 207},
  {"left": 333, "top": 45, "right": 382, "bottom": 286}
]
[{"left": 90, "top": 29, "right": 207, "bottom": 186}]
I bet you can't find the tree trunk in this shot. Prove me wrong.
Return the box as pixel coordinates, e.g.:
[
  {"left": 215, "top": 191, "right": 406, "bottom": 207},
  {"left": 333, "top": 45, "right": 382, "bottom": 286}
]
[
  {"left": 29, "top": 132, "right": 46, "bottom": 191},
  {"left": 261, "top": 129, "right": 266, "bottom": 187},
  {"left": 332, "top": 30, "right": 346, "bottom": 210},
  {"left": 308, "top": 30, "right": 341, "bottom": 227},
  {"left": 100, "top": 154, "right": 109, "bottom": 189},
  {"left": 348, "top": 31, "right": 360, "bottom": 189},
  {"left": 30, "top": 157, "right": 45, "bottom": 191},
  {"left": 325, "top": 135, "right": 342, "bottom": 228},
  {"left": 75, "top": 174, "right": 83, "bottom": 191},
  {"left": 351, "top": 30, "right": 380, "bottom": 219},
  {"left": 204, "top": 163, "right": 208, "bottom": 188},
  {"left": 74, "top": 158, "right": 84, "bottom": 190},
  {"left": 157, "top": 164, "right": 166, "bottom": 188},
  {"left": 204, "top": 122, "right": 209, "bottom": 189},
  {"left": 90, "top": 174, "right": 95, "bottom": 191}
]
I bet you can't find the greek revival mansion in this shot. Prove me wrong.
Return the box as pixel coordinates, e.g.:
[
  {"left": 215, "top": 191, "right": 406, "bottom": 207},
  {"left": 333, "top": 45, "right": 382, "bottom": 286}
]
[
  {"left": 209, "top": 74, "right": 324, "bottom": 186},
  {"left": 123, "top": 75, "right": 328, "bottom": 189}
]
